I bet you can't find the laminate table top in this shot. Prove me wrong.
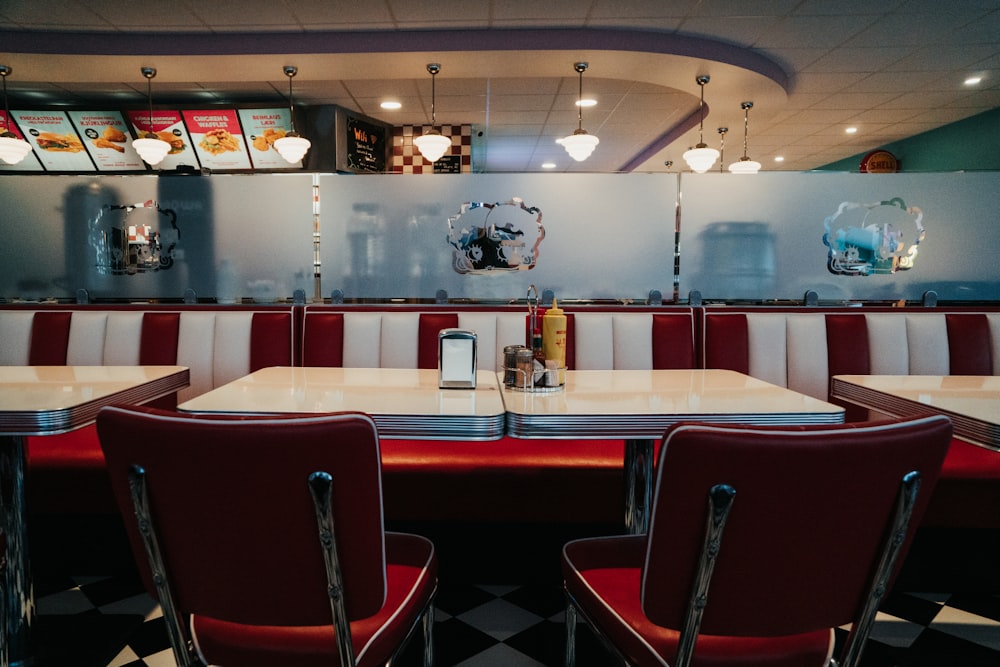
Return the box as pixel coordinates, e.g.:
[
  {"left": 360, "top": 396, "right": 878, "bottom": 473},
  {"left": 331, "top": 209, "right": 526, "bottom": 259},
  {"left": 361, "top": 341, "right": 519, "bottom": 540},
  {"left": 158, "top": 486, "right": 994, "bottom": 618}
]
[
  {"left": 178, "top": 366, "right": 506, "bottom": 441},
  {"left": 832, "top": 374, "right": 1000, "bottom": 451}
]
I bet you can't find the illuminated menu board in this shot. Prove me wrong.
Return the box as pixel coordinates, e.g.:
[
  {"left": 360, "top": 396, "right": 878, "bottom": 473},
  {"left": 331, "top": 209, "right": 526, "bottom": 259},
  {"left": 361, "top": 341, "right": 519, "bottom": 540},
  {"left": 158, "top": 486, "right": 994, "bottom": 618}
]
[
  {"left": 0, "top": 111, "right": 43, "bottom": 171},
  {"left": 11, "top": 110, "right": 95, "bottom": 171},
  {"left": 182, "top": 109, "right": 252, "bottom": 170},
  {"left": 238, "top": 108, "right": 302, "bottom": 169},
  {"left": 67, "top": 110, "right": 145, "bottom": 171},
  {"left": 126, "top": 109, "right": 199, "bottom": 170}
]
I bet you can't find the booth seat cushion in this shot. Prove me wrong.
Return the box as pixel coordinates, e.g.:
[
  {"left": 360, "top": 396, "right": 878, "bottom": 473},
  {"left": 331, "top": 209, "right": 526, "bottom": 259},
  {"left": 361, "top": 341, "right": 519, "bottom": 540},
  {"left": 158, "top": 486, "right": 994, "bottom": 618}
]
[
  {"left": 300, "top": 306, "right": 696, "bottom": 524},
  {"left": 922, "top": 438, "right": 1000, "bottom": 528},
  {"left": 2, "top": 306, "right": 295, "bottom": 514},
  {"left": 379, "top": 437, "right": 626, "bottom": 524},
  {"left": 301, "top": 306, "right": 696, "bottom": 371},
  {"left": 701, "top": 307, "right": 1000, "bottom": 528}
]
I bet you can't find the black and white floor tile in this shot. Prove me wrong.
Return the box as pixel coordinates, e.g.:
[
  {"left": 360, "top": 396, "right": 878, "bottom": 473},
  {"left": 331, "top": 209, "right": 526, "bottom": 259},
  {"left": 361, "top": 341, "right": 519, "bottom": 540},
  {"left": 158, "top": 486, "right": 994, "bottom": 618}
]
[{"left": 32, "top": 574, "right": 1000, "bottom": 667}]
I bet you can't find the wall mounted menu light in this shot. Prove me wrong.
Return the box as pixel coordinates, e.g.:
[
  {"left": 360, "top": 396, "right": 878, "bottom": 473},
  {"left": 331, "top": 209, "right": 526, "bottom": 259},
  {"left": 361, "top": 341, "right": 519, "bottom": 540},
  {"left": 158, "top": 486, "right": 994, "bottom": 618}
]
[
  {"left": 556, "top": 62, "right": 600, "bottom": 162},
  {"left": 273, "top": 66, "right": 311, "bottom": 164},
  {"left": 412, "top": 63, "right": 451, "bottom": 163},
  {"left": 131, "top": 67, "right": 171, "bottom": 166},
  {"left": 0, "top": 65, "right": 33, "bottom": 165},
  {"left": 729, "top": 101, "right": 761, "bottom": 174},
  {"left": 682, "top": 75, "right": 719, "bottom": 173}
]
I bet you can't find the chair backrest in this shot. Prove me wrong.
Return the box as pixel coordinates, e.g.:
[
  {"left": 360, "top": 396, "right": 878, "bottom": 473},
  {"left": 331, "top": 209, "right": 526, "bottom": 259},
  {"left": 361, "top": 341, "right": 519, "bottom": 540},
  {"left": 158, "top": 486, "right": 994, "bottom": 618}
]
[
  {"left": 97, "top": 405, "right": 388, "bottom": 626},
  {"left": 642, "top": 415, "right": 952, "bottom": 638}
]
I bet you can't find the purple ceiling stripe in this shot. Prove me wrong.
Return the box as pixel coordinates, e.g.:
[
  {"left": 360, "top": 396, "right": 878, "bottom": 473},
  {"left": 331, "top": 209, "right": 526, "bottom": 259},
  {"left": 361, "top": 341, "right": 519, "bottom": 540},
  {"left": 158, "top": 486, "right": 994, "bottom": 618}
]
[{"left": 0, "top": 27, "right": 787, "bottom": 89}]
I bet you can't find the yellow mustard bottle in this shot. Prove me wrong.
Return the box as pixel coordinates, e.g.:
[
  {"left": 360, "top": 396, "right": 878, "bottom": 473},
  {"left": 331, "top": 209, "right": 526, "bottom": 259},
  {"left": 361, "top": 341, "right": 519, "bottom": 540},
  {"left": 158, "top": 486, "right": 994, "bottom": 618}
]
[{"left": 542, "top": 298, "right": 567, "bottom": 385}]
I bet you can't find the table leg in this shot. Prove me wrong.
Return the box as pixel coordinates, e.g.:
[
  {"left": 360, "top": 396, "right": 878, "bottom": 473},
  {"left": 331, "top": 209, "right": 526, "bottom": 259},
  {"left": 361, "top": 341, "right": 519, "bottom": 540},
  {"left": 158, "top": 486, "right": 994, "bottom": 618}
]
[
  {"left": 0, "top": 435, "right": 34, "bottom": 667},
  {"left": 624, "top": 438, "right": 654, "bottom": 535}
]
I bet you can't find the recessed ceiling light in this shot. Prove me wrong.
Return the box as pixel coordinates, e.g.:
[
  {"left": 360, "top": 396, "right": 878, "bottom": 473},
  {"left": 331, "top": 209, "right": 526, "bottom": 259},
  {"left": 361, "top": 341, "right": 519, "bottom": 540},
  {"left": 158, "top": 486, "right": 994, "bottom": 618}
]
[
  {"left": 964, "top": 76, "right": 982, "bottom": 86},
  {"left": 774, "top": 156, "right": 785, "bottom": 162},
  {"left": 845, "top": 127, "right": 858, "bottom": 134},
  {"left": 575, "top": 99, "right": 597, "bottom": 108},
  {"left": 380, "top": 101, "right": 402, "bottom": 110},
  {"left": 541, "top": 162, "right": 557, "bottom": 169}
]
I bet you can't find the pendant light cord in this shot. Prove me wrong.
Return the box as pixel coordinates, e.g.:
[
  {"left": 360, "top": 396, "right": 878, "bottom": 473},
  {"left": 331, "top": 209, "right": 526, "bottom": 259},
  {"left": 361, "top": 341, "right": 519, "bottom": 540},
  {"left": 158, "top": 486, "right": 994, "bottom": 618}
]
[
  {"left": 430, "top": 65, "right": 438, "bottom": 126},
  {"left": 741, "top": 102, "right": 753, "bottom": 159},
  {"left": 577, "top": 67, "right": 583, "bottom": 131},
  {"left": 146, "top": 76, "right": 154, "bottom": 131},
  {"left": 287, "top": 68, "right": 297, "bottom": 132},
  {"left": 1, "top": 67, "right": 12, "bottom": 134},
  {"left": 698, "top": 81, "right": 705, "bottom": 143}
]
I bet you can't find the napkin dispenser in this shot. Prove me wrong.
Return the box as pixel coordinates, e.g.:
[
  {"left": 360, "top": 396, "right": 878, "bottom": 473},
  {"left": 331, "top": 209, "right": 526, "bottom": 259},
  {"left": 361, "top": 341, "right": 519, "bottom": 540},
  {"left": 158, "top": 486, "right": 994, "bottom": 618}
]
[{"left": 438, "top": 328, "right": 477, "bottom": 389}]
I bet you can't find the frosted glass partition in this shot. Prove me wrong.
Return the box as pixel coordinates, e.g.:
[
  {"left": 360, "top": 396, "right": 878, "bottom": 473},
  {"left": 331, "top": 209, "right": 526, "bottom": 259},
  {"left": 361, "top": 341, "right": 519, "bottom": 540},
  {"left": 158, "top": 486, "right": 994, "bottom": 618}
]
[
  {"left": 1, "top": 170, "right": 998, "bottom": 303},
  {"left": 319, "top": 173, "right": 676, "bottom": 301},
  {"left": 0, "top": 174, "right": 315, "bottom": 301},
  {"left": 0, "top": 173, "right": 676, "bottom": 302},
  {"left": 679, "top": 171, "right": 1000, "bottom": 302}
]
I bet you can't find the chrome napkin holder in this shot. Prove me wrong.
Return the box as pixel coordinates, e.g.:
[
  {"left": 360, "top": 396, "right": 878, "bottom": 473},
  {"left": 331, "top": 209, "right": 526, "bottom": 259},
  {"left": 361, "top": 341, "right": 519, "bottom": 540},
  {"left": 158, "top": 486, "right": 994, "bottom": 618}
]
[{"left": 438, "top": 328, "right": 478, "bottom": 389}]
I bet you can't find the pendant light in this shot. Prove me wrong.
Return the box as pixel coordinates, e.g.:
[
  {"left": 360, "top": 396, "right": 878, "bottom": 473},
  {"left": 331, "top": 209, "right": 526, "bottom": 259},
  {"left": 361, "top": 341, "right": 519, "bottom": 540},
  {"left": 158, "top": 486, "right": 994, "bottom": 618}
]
[
  {"left": 682, "top": 75, "right": 719, "bottom": 173},
  {"left": 729, "top": 101, "right": 762, "bottom": 174},
  {"left": 717, "top": 127, "right": 728, "bottom": 172},
  {"left": 412, "top": 63, "right": 451, "bottom": 163},
  {"left": 131, "top": 67, "right": 171, "bottom": 166},
  {"left": 556, "top": 62, "right": 600, "bottom": 161},
  {"left": 0, "top": 65, "right": 33, "bottom": 165},
  {"left": 273, "top": 66, "right": 312, "bottom": 164}
]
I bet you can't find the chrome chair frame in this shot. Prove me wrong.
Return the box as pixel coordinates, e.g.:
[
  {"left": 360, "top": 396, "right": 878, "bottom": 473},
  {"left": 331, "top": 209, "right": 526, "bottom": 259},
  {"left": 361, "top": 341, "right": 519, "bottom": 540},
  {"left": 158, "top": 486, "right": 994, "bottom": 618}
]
[
  {"left": 565, "top": 470, "right": 922, "bottom": 667},
  {"left": 128, "top": 465, "right": 435, "bottom": 667}
]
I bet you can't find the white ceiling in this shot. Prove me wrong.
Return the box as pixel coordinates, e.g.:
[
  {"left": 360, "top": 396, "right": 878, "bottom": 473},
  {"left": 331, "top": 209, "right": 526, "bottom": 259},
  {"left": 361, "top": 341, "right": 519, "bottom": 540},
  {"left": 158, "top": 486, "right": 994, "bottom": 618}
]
[{"left": 1, "top": 0, "right": 998, "bottom": 173}]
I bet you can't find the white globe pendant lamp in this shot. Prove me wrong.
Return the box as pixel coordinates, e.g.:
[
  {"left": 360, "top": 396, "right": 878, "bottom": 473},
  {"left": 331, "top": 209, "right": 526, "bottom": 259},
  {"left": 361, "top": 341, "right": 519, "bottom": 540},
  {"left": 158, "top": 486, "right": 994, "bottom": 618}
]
[
  {"left": 728, "top": 101, "right": 762, "bottom": 174},
  {"left": 273, "top": 65, "right": 312, "bottom": 164},
  {"left": 0, "top": 65, "right": 33, "bottom": 165},
  {"left": 682, "top": 75, "right": 720, "bottom": 173},
  {"left": 131, "top": 67, "right": 172, "bottom": 166},
  {"left": 412, "top": 63, "right": 451, "bottom": 163},
  {"left": 556, "top": 62, "right": 599, "bottom": 162}
]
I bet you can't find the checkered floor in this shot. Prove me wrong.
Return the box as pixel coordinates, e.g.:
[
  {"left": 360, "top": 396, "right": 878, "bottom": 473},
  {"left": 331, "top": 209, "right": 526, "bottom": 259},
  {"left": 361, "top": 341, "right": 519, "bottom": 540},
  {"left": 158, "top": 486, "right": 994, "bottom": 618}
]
[
  {"left": 25, "top": 518, "right": 1000, "bottom": 666},
  {"left": 32, "top": 574, "right": 1000, "bottom": 667}
]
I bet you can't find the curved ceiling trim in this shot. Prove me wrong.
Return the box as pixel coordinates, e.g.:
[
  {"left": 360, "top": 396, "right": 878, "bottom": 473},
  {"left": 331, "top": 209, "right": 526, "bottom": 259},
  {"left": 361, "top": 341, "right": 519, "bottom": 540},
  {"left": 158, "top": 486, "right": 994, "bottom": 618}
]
[{"left": 0, "top": 27, "right": 788, "bottom": 92}]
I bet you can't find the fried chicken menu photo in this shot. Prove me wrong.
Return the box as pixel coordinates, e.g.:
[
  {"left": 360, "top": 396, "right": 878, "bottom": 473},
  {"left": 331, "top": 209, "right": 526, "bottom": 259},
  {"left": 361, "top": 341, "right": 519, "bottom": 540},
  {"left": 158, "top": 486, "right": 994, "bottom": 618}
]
[
  {"left": 182, "top": 109, "right": 252, "bottom": 170},
  {"left": 11, "top": 110, "right": 95, "bottom": 171},
  {"left": 67, "top": 111, "right": 146, "bottom": 171},
  {"left": 237, "top": 108, "right": 301, "bottom": 169}
]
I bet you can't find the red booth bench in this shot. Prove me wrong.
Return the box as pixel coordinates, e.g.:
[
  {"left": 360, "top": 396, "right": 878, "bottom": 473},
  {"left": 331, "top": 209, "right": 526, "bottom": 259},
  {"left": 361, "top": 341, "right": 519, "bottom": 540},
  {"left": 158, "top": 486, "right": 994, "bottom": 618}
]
[
  {"left": 701, "top": 306, "right": 1000, "bottom": 528},
  {"left": 3, "top": 303, "right": 997, "bottom": 532}
]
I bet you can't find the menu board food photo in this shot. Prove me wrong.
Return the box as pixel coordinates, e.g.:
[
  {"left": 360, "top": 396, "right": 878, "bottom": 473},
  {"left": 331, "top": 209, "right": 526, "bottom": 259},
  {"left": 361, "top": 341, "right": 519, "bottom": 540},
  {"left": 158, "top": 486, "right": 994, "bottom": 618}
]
[
  {"left": 182, "top": 109, "right": 252, "bottom": 170},
  {"left": 238, "top": 108, "right": 302, "bottom": 169},
  {"left": 11, "top": 110, "right": 95, "bottom": 171},
  {"left": 67, "top": 110, "right": 146, "bottom": 171},
  {"left": 126, "top": 109, "right": 199, "bottom": 171},
  {"left": 0, "top": 111, "right": 43, "bottom": 171}
]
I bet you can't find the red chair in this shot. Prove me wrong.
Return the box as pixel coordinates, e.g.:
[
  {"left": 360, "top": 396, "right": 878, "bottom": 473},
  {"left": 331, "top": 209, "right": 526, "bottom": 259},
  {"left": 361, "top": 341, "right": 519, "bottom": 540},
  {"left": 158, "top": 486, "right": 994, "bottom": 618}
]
[
  {"left": 562, "top": 415, "right": 953, "bottom": 667},
  {"left": 97, "top": 405, "right": 437, "bottom": 667}
]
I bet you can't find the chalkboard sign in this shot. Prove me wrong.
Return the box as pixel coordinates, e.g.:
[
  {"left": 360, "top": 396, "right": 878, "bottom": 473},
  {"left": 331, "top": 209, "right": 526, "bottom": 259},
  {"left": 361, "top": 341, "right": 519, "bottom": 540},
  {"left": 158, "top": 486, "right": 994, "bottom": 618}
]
[
  {"left": 335, "top": 107, "right": 392, "bottom": 173},
  {"left": 434, "top": 155, "right": 463, "bottom": 173}
]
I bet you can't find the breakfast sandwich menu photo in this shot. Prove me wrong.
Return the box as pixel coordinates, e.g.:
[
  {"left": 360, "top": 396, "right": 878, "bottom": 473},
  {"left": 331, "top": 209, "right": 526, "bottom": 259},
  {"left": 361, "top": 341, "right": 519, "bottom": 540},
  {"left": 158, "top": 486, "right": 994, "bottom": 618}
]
[
  {"left": 126, "top": 108, "right": 198, "bottom": 170},
  {"left": 10, "top": 110, "right": 94, "bottom": 171},
  {"left": 67, "top": 110, "right": 146, "bottom": 171},
  {"left": 182, "top": 109, "right": 252, "bottom": 170}
]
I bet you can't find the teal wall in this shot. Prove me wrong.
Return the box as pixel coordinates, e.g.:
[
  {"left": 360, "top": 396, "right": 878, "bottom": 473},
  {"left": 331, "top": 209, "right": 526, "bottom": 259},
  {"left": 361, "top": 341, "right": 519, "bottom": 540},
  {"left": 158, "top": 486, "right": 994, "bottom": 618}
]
[{"left": 817, "top": 107, "right": 1000, "bottom": 172}]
